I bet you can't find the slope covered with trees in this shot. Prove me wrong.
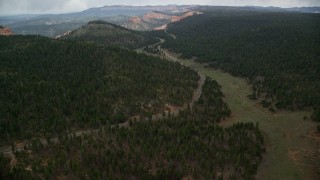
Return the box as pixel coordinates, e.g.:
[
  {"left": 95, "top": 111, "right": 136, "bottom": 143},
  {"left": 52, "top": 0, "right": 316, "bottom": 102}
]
[
  {"left": 62, "top": 20, "right": 158, "bottom": 49},
  {"left": 0, "top": 35, "right": 198, "bottom": 143},
  {"left": 0, "top": 78, "right": 265, "bottom": 179},
  {"left": 162, "top": 10, "right": 320, "bottom": 120}
]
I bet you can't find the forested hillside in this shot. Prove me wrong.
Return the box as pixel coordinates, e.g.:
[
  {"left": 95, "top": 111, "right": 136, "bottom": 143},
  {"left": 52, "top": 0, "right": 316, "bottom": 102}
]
[
  {"left": 0, "top": 35, "right": 198, "bottom": 143},
  {"left": 0, "top": 78, "right": 265, "bottom": 179},
  {"left": 62, "top": 20, "right": 158, "bottom": 49},
  {"left": 162, "top": 10, "right": 320, "bottom": 119}
]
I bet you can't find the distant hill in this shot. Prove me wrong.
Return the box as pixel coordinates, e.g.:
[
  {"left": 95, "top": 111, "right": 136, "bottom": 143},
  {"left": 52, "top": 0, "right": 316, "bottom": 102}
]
[
  {"left": 285, "top": 7, "right": 320, "bottom": 13},
  {"left": 73, "top": 5, "right": 196, "bottom": 17},
  {"left": 243, "top": 6, "right": 320, "bottom": 13},
  {"left": 1, "top": 16, "right": 130, "bottom": 38},
  {"left": 0, "top": 5, "right": 197, "bottom": 37},
  {"left": 1, "top": 5, "right": 318, "bottom": 37},
  {"left": 61, "top": 20, "right": 158, "bottom": 49},
  {"left": 194, "top": 6, "right": 320, "bottom": 13}
]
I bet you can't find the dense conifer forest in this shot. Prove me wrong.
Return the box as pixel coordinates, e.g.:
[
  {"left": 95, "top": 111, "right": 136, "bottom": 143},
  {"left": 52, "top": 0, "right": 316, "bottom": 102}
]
[
  {"left": 1, "top": 3, "right": 320, "bottom": 179},
  {"left": 0, "top": 35, "right": 198, "bottom": 144},
  {"left": 62, "top": 20, "right": 159, "bottom": 49},
  {"left": 0, "top": 78, "right": 265, "bottom": 179},
  {"left": 162, "top": 10, "right": 320, "bottom": 121}
]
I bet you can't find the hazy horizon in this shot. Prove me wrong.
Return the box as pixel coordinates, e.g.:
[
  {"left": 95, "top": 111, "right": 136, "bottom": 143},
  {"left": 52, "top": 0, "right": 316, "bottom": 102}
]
[{"left": 1, "top": 0, "right": 320, "bottom": 16}]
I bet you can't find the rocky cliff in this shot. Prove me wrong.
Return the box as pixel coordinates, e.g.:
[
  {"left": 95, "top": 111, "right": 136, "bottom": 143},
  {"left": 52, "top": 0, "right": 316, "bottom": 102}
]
[
  {"left": 123, "top": 11, "right": 202, "bottom": 31},
  {"left": 0, "top": 26, "right": 13, "bottom": 36}
]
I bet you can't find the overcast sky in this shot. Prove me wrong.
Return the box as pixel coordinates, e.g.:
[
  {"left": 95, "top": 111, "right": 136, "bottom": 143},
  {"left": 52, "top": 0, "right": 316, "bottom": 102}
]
[{"left": 1, "top": 0, "right": 320, "bottom": 16}]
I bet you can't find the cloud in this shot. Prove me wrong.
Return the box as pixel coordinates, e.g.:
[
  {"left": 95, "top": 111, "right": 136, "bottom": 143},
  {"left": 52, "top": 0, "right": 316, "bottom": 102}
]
[
  {"left": 0, "top": 0, "right": 89, "bottom": 15},
  {"left": 95, "top": 0, "right": 320, "bottom": 7},
  {"left": 0, "top": 0, "right": 319, "bottom": 16},
  {"left": 213, "top": 0, "right": 320, "bottom": 7}
]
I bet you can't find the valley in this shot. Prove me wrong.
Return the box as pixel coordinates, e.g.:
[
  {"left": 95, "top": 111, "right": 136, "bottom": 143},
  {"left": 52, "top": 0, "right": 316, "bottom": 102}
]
[
  {"left": 1, "top": 4, "right": 320, "bottom": 180},
  {"left": 160, "top": 48, "right": 319, "bottom": 180},
  {"left": 130, "top": 22, "right": 320, "bottom": 177},
  {"left": 133, "top": 22, "right": 320, "bottom": 178}
]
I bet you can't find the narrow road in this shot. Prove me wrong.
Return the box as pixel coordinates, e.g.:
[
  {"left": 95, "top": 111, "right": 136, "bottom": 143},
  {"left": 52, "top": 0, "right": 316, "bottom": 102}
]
[
  {"left": 165, "top": 30, "right": 176, "bottom": 40},
  {"left": 0, "top": 129, "right": 100, "bottom": 158},
  {"left": 119, "top": 38, "right": 206, "bottom": 126}
]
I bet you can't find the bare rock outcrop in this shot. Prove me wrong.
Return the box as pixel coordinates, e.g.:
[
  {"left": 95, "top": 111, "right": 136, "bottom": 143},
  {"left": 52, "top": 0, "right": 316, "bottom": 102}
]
[{"left": 0, "top": 26, "right": 13, "bottom": 36}]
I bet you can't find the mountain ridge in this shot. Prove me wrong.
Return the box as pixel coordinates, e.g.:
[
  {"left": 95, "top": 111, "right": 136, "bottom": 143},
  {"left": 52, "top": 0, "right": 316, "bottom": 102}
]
[{"left": 61, "top": 20, "right": 158, "bottom": 49}]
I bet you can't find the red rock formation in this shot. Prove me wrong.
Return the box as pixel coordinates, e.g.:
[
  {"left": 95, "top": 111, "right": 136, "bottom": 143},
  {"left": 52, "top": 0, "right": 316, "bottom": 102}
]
[
  {"left": 55, "top": 31, "right": 72, "bottom": 39},
  {"left": 154, "top": 24, "right": 168, "bottom": 30},
  {"left": 0, "top": 26, "right": 13, "bottom": 36},
  {"left": 130, "top": 16, "right": 142, "bottom": 23},
  {"left": 143, "top": 11, "right": 202, "bottom": 24},
  {"left": 154, "top": 11, "right": 203, "bottom": 30},
  {"left": 126, "top": 10, "right": 203, "bottom": 31},
  {"left": 170, "top": 11, "right": 202, "bottom": 22},
  {"left": 142, "top": 12, "right": 171, "bottom": 22}
]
